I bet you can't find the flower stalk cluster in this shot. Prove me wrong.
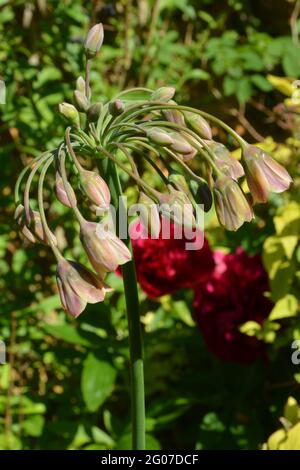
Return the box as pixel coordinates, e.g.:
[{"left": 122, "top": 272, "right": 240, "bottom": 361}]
[{"left": 14, "top": 23, "right": 292, "bottom": 318}]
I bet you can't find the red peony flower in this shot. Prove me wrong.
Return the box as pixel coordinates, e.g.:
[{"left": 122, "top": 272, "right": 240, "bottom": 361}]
[
  {"left": 193, "top": 249, "right": 273, "bottom": 364},
  {"left": 131, "top": 219, "right": 215, "bottom": 298}
]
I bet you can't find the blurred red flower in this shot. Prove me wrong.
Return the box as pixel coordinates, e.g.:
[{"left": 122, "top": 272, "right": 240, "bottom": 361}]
[
  {"left": 193, "top": 249, "right": 273, "bottom": 364},
  {"left": 131, "top": 219, "right": 215, "bottom": 298}
]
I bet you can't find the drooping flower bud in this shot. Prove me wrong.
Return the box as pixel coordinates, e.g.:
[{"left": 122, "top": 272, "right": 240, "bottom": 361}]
[
  {"left": 55, "top": 172, "right": 77, "bottom": 208},
  {"left": 168, "top": 171, "right": 189, "bottom": 193},
  {"left": 84, "top": 23, "right": 104, "bottom": 58},
  {"left": 108, "top": 99, "right": 125, "bottom": 116},
  {"left": 184, "top": 112, "right": 212, "bottom": 139},
  {"left": 79, "top": 169, "right": 110, "bottom": 211},
  {"left": 59, "top": 102, "right": 80, "bottom": 127},
  {"left": 189, "top": 180, "right": 213, "bottom": 213},
  {"left": 163, "top": 100, "right": 185, "bottom": 126},
  {"left": 87, "top": 102, "right": 102, "bottom": 122},
  {"left": 158, "top": 187, "right": 196, "bottom": 229},
  {"left": 14, "top": 204, "right": 36, "bottom": 244},
  {"left": 56, "top": 258, "right": 110, "bottom": 318},
  {"left": 213, "top": 176, "right": 253, "bottom": 231},
  {"left": 207, "top": 141, "right": 244, "bottom": 180},
  {"left": 169, "top": 132, "right": 194, "bottom": 155},
  {"left": 242, "top": 145, "right": 292, "bottom": 204},
  {"left": 151, "top": 87, "right": 175, "bottom": 102},
  {"left": 73, "top": 90, "right": 89, "bottom": 112},
  {"left": 146, "top": 128, "right": 173, "bottom": 146},
  {"left": 80, "top": 221, "right": 131, "bottom": 276},
  {"left": 137, "top": 192, "right": 161, "bottom": 238}
]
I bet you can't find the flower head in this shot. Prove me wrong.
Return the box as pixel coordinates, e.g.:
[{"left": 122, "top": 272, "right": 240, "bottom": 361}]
[
  {"left": 56, "top": 258, "right": 110, "bottom": 317},
  {"left": 213, "top": 176, "right": 253, "bottom": 231},
  {"left": 131, "top": 219, "right": 215, "bottom": 298},
  {"left": 242, "top": 145, "right": 292, "bottom": 203}
]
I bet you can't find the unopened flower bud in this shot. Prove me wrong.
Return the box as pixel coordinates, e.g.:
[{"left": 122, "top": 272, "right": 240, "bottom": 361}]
[
  {"left": 213, "top": 176, "right": 253, "bottom": 231},
  {"left": 207, "top": 141, "right": 244, "bottom": 180},
  {"left": 108, "top": 99, "right": 125, "bottom": 116},
  {"left": 189, "top": 180, "right": 213, "bottom": 213},
  {"left": 184, "top": 112, "right": 212, "bottom": 139},
  {"left": 30, "top": 210, "right": 57, "bottom": 246},
  {"left": 147, "top": 128, "right": 173, "bottom": 146},
  {"left": 56, "top": 258, "right": 110, "bottom": 318},
  {"left": 87, "top": 102, "right": 102, "bottom": 122},
  {"left": 138, "top": 192, "right": 160, "bottom": 238},
  {"left": 242, "top": 145, "right": 292, "bottom": 204},
  {"left": 163, "top": 100, "right": 185, "bottom": 126},
  {"left": 84, "top": 23, "right": 104, "bottom": 58},
  {"left": 55, "top": 172, "right": 77, "bottom": 208},
  {"left": 168, "top": 171, "right": 189, "bottom": 193},
  {"left": 151, "top": 87, "right": 175, "bottom": 102},
  {"left": 79, "top": 169, "right": 110, "bottom": 211},
  {"left": 169, "top": 132, "right": 193, "bottom": 155},
  {"left": 59, "top": 102, "right": 80, "bottom": 127},
  {"left": 76, "top": 76, "right": 90, "bottom": 100},
  {"left": 73, "top": 90, "right": 89, "bottom": 112},
  {"left": 80, "top": 221, "right": 131, "bottom": 276}
]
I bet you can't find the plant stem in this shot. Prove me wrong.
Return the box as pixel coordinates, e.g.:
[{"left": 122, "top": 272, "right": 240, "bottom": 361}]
[{"left": 107, "top": 160, "right": 145, "bottom": 450}]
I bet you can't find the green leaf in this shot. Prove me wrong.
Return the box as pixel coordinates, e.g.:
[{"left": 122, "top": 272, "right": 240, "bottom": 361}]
[
  {"left": 43, "top": 324, "right": 93, "bottom": 347},
  {"left": 22, "top": 415, "right": 45, "bottom": 437},
  {"left": 81, "top": 353, "right": 117, "bottom": 412},
  {"left": 269, "top": 294, "right": 298, "bottom": 321}
]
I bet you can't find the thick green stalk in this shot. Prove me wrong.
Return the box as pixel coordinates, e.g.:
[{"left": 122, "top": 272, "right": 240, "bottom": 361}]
[{"left": 106, "top": 160, "right": 146, "bottom": 450}]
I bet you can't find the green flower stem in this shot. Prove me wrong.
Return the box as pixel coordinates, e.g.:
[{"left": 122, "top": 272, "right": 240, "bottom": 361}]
[
  {"left": 58, "top": 148, "right": 85, "bottom": 225},
  {"left": 107, "top": 159, "right": 146, "bottom": 451},
  {"left": 14, "top": 151, "right": 51, "bottom": 204},
  {"left": 98, "top": 145, "right": 161, "bottom": 199},
  {"left": 65, "top": 127, "right": 84, "bottom": 172},
  {"left": 23, "top": 153, "right": 53, "bottom": 223},
  {"left": 109, "top": 102, "right": 246, "bottom": 147},
  {"left": 37, "top": 157, "right": 62, "bottom": 261}
]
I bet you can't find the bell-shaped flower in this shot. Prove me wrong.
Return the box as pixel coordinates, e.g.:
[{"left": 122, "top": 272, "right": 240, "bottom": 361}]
[
  {"left": 208, "top": 141, "right": 244, "bottom": 180},
  {"left": 242, "top": 145, "right": 292, "bottom": 203},
  {"left": 80, "top": 220, "right": 131, "bottom": 276},
  {"left": 158, "top": 187, "right": 196, "bottom": 229},
  {"left": 137, "top": 192, "right": 161, "bottom": 238},
  {"left": 213, "top": 176, "right": 253, "bottom": 231},
  {"left": 56, "top": 258, "right": 110, "bottom": 318}
]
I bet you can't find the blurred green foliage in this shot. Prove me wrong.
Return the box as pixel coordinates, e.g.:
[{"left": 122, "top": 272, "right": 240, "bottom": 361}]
[{"left": 1, "top": 0, "right": 300, "bottom": 450}]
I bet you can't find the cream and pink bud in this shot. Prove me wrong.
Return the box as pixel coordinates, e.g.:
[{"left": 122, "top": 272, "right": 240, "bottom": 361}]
[
  {"left": 84, "top": 23, "right": 104, "bottom": 58},
  {"left": 56, "top": 258, "right": 110, "bottom": 318},
  {"left": 80, "top": 221, "right": 131, "bottom": 276},
  {"left": 55, "top": 172, "right": 77, "bottom": 208},
  {"left": 80, "top": 169, "right": 110, "bottom": 211},
  {"left": 213, "top": 176, "right": 253, "bottom": 231},
  {"left": 242, "top": 145, "right": 292, "bottom": 204},
  {"left": 184, "top": 112, "right": 212, "bottom": 140},
  {"left": 151, "top": 87, "right": 175, "bottom": 102},
  {"left": 207, "top": 141, "right": 244, "bottom": 180},
  {"left": 147, "top": 128, "right": 173, "bottom": 146}
]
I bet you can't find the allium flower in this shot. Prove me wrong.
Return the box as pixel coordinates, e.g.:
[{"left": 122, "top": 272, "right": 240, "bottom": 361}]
[
  {"left": 193, "top": 249, "right": 273, "bottom": 364},
  {"left": 80, "top": 220, "right": 131, "bottom": 276},
  {"left": 242, "top": 145, "right": 292, "bottom": 203},
  {"left": 131, "top": 219, "right": 215, "bottom": 298},
  {"left": 207, "top": 141, "right": 244, "bottom": 180},
  {"left": 14, "top": 204, "right": 36, "bottom": 244},
  {"left": 58, "top": 102, "right": 80, "bottom": 127},
  {"left": 15, "top": 204, "right": 57, "bottom": 246},
  {"left": 158, "top": 188, "right": 196, "bottom": 229},
  {"left": 213, "top": 176, "right": 253, "bottom": 231},
  {"left": 56, "top": 258, "right": 110, "bottom": 317},
  {"left": 79, "top": 169, "right": 111, "bottom": 211}
]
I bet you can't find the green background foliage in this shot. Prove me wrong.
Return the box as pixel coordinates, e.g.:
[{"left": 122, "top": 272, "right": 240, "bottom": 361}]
[{"left": 0, "top": 0, "right": 300, "bottom": 450}]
